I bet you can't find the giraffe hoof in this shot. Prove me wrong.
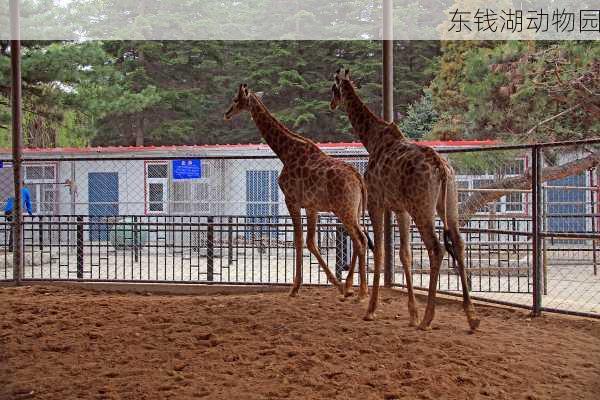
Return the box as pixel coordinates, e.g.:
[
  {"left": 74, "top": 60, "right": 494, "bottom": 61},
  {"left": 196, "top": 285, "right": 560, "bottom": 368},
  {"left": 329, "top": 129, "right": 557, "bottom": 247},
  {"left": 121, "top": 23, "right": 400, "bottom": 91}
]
[
  {"left": 409, "top": 310, "right": 419, "bottom": 327},
  {"left": 344, "top": 288, "right": 355, "bottom": 298},
  {"left": 363, "top": 313, "right": 375, "bottom": 321},
  {"left": 288, "top": 290, "right": 299, "bottom": 298},
  {"left": 417, "top": 322, "right": 432, "bottom": 331},
  {"left": 469, "top": 318, "right": 481, "bottom": 332},
  {"left": 356, "top": 292, "right": 368, "bottom": 303}
]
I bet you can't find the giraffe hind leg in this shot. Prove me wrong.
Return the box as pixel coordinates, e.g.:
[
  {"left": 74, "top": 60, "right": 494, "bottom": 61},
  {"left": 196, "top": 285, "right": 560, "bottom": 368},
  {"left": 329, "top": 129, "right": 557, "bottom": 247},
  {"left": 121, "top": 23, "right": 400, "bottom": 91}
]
[{"left": 306, "top": 210, "right": 344, "bottom": 295}]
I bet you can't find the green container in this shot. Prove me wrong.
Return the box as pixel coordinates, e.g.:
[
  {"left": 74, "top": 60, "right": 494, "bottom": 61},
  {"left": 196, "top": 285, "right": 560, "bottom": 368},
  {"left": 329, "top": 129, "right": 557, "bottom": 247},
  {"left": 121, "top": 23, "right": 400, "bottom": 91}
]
[{"left": 109, "top": 217, "right": 148, "bottom": 249}]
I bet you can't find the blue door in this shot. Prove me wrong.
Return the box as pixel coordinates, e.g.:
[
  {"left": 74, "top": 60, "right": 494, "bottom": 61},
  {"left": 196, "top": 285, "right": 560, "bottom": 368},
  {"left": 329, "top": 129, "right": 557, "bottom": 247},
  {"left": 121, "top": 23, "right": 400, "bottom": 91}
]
[
  {"left": 246, "top": 170, "right": 279, "bottom": 238},
  {"left": 88, "top": 172, "right": 119, "bottom": 241},
  {"left": 547, "top": 174, "right": 586, "bottom": 234}
]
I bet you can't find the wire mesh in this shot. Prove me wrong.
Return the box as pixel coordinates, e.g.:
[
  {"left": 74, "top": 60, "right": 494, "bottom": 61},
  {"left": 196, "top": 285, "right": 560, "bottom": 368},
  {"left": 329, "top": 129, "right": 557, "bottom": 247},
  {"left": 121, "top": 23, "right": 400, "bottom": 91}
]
[{"left": 0, "top": 140, "right": 598, "bottom": 317}]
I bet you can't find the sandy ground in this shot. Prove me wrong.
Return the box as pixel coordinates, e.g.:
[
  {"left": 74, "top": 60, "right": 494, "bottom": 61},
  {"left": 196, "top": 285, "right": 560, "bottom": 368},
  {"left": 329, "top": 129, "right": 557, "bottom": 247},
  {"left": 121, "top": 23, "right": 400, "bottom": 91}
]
[
  {"left": 1, "top": 286, "right": 599, "bottom": 400},
  {"left": 2, "top": 247, "right": 600, "bottom": 315}
]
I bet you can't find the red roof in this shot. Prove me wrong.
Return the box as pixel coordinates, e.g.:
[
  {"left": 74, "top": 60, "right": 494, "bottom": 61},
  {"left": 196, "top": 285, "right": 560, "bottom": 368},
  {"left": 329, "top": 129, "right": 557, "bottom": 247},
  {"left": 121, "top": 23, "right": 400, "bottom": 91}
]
[{"left": 0, "top": 140, "right": 498, "bottom": 154}]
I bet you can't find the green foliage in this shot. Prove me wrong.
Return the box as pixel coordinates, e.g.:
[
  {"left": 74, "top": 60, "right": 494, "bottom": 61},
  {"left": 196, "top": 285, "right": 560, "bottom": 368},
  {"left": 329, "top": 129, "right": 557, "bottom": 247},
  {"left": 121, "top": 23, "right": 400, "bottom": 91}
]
[
  {"left": 400, "top": 91, "right": 438, "bottom": 139},
  {"left": 430, "top": 41, "right": 600, "bottom": 142},
  {"left": 449, "top": 150, "right": 521, "bottom": 176}
]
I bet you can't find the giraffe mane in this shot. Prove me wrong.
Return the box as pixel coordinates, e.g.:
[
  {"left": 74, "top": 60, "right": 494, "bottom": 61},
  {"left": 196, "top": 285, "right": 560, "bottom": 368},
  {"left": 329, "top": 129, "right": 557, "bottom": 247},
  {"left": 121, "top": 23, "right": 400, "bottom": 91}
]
[
  {"left": 250, "top": 93, "right": 323, "bottom": 153},
  {"left": 340, "top": 80, "right": 386, "bottom": 125},
  {"left": 341, "top": 80, "right": 408, "bottom": 140}
]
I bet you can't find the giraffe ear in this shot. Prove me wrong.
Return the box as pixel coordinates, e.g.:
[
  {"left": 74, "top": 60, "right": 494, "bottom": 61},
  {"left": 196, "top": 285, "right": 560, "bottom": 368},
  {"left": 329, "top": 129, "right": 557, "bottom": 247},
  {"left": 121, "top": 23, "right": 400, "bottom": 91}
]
[
  {"left": 254, "top": 91, "right": 264, "bottom": 100},
  {"left": 344, "top": 68, "right": 350, "bottom": 79}
]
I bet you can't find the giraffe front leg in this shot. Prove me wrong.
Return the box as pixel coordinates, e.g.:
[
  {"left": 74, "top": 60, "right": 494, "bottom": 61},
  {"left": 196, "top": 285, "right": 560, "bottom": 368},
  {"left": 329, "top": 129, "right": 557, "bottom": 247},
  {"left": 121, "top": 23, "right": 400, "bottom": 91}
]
[
  {"left": 364, "top": 204, "right": 384, "bottom": 321},
  {"left": 415, "top": 218, "right": 443, "bottom": 330},
  {"left": 288, "top": 205, "right": 304, "bottom": 298},
  {"left": 344, "top": 251, "right": 358, "bottom": 297},
  {"left": 397, "top": 211, "right": 419, "bottom": 327}
]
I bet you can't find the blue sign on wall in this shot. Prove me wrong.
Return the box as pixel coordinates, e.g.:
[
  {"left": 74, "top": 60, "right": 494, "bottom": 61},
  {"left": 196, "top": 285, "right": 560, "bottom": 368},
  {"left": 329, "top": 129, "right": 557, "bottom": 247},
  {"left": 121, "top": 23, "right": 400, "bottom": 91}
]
[{"left": 172, "top": 159, "right": 202, "bottom": 180}]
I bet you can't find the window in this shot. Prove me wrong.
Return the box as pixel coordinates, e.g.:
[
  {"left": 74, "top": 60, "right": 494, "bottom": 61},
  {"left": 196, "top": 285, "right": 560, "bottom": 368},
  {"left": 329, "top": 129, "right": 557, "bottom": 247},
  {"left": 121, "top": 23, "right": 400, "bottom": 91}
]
[
  {"left": 192, "top": 183, "right": 210, "bottom": 213},
  {"left": 456, "top": 180, "right": 469, "bottom": 204},
  {"left": 148, "top": 164, "right": 168, "bottom": 179},
  {"left": 148, "top": 183, "right": 165, "bottom": 212},
  {"left": 145, "top": 160, "right": 219, "bottom": 215},
  {"left": 473, "top": 179, "right": 499, "bottom": 213},
  {"left": 171, "top": 181, "right": 191, "bottom": 214},
  {"left": 24, "top": 164, "right": 56, "bottom": 215},
  {"left": 146, "top": 162, "right": 168, "bottom": 214},
  {"left": 505, "top": 192, "right": 523, "bottom": 212},
  {"left": 169, "top": 161, "right": 212, "bottom": 215},
  {"left": 502, "top": 159, "right": 525, "bottom": 176}
]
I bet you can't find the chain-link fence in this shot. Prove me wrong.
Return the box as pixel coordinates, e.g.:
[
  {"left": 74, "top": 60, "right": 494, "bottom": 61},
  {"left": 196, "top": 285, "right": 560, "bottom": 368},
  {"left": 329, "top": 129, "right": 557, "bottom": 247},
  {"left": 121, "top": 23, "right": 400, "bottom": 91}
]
[{"left": 1, "top": 139, "right": 599, "bottom": 318}]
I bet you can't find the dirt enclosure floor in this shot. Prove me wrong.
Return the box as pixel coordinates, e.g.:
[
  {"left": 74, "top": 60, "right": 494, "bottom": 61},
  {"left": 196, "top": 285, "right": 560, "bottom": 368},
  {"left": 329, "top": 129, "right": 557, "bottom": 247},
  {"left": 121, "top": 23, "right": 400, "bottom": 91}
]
[{"left": 1, "top": 286, "right": 599, "bottom": 400}]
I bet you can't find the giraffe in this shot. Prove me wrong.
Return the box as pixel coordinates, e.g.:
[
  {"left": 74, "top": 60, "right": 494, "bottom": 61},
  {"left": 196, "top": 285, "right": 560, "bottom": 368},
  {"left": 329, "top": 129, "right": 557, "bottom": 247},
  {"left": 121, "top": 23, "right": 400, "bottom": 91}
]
[
  {"left": 224, "top": 83, "right": 371, "bottom": 299},
  {"left": 330, "top": 69, "right": 480, "bottom": 331}
]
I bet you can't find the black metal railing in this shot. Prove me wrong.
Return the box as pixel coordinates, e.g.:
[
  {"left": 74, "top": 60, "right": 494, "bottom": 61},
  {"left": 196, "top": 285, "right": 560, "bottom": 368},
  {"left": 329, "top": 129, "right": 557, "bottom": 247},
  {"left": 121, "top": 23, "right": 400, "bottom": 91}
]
[{"left": 1, "top": 138, "right": 599, "bottom": 318}]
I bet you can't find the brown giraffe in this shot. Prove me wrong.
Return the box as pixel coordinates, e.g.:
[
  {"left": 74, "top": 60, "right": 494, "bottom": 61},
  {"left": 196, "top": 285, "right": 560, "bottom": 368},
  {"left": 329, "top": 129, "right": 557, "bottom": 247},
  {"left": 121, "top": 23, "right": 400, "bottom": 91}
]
[
  {"left": 224, "top": 83, "right": 370, "bottom": 299},
  {"left": 330, "top": 69, "right": 480, "bottom": 331}
]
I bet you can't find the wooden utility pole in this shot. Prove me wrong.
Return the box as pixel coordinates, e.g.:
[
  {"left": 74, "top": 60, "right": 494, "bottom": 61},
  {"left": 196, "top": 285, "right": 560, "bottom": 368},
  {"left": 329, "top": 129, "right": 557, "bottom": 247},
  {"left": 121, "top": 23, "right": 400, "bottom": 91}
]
[
  {"left": 10, "top": 0, "right": 24, "bottom": 285},
  {"left": 382, "top": 0, "right": 394, "bottom": 287}
]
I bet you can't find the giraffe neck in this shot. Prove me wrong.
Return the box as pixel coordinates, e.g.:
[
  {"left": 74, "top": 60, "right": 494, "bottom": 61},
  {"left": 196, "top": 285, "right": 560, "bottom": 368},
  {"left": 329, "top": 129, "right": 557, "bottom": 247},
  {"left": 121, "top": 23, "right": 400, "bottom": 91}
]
[
  {"left": 248, "top": 94, "right": 320, "bottom": 163},
  {"left": 340, "top": 80, "right": 408, "bottom": 153}
]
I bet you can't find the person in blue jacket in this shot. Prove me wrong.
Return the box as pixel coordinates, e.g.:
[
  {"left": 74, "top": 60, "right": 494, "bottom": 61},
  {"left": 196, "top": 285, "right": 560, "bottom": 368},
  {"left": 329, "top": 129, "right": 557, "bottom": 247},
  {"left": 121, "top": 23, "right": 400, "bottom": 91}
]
[{"left": 4, "top": 187, "right": 33, "bottom": 252}]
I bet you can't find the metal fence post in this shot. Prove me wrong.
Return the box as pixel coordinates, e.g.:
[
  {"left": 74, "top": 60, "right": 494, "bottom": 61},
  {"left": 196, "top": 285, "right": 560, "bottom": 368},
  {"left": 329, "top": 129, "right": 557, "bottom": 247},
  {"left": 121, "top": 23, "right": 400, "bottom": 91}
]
[
  {"left": 590, "top": 169, "right": 598, "bottom": 276},
  {"left": 207, "top": 216, "right": 214, "bottom": 281},
  {"left": 37, "top": 215, "right": 44, "bottom": 251},
  {"left": 133, "top": 215, "right": 139, "bottom": 263},
  {"left": 532, "top": 146, "right": 543, "bottom": 316},
  {"left": 76, "top": 216, "right": 84, "bottom": 279},
  {"left": 541, "top": 184, "right": 548, "bottom": 295},
  {"left": 227, "top": 216, "right": 233, "bottom": 266}
]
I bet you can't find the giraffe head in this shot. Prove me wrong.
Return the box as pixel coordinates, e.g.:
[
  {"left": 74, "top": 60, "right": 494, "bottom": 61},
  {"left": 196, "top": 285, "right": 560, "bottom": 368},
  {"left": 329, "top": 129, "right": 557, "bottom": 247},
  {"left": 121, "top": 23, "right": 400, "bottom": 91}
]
[
  {"left": 224, "top": 84, "right": 263, "bottom": 120},
  {"left": 330, "top": 68, "right": 351, "bottom": 111}
]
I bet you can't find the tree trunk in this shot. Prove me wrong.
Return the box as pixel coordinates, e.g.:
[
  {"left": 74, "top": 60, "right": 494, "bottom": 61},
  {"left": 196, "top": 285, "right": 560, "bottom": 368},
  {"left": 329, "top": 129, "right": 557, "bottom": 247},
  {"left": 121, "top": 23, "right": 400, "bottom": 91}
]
[
  {"left": 458, "top": 151, "right": 600, "bottom": 224},
  {"left": 135, "top": 116, "right": 144, "bottom": 147}
]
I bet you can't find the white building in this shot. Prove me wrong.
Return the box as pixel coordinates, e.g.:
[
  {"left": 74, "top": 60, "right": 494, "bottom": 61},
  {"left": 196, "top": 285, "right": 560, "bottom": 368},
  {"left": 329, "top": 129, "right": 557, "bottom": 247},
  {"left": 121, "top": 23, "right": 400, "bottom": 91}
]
[
  {"left": 0, "top": 140, "right": 497, "bottom": 219},
  {"left": 0, "top": 140, "right": 593, "bottom": 243}
]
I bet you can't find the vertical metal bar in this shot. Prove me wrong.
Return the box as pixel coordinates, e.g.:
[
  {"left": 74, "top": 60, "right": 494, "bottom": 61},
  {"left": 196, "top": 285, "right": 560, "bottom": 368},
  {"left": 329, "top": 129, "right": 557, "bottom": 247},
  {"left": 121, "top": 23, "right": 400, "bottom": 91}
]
[
  {"left": 10, "top": 0, "right": 23, "bottom": 285},
  {"left": 207, "top": 216, "right": 214, "bottom": 281},
  {"left": 77, "top": 216, "right": 83, "bottom": 279},
  {"left": 541, "top": 184, "right": 548, "bottom": 295},
  {"left": 38, "top": 215, "right": 43, "bottom": 251},
  {"left": 228, "top": 216, "right": 233, "bottom": 266},
  {"left": 590, "top": 169, "right": 597, "bottom": 276},
  {"left": 133, "top": 215, "right": 139, "bottom": 263},
  {"left": 335, "top": 223, "right": 344, "bottom": 281},
  {"left": 532, "top": 146, "right": 543, "bottom": 316},
  {"left": 382, "top": 0, "right": 394, "bottom": 287}
]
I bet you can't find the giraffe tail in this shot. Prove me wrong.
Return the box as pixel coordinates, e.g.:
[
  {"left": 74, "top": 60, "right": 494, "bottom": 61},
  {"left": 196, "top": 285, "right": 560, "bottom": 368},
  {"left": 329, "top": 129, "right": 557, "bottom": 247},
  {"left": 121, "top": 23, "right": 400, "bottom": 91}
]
[
  {"left": 359, "top": 175, "right": 375, "bottom": 251},
  {"left": 440, "top": 160, "right": 458, "bottom": 263}
]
